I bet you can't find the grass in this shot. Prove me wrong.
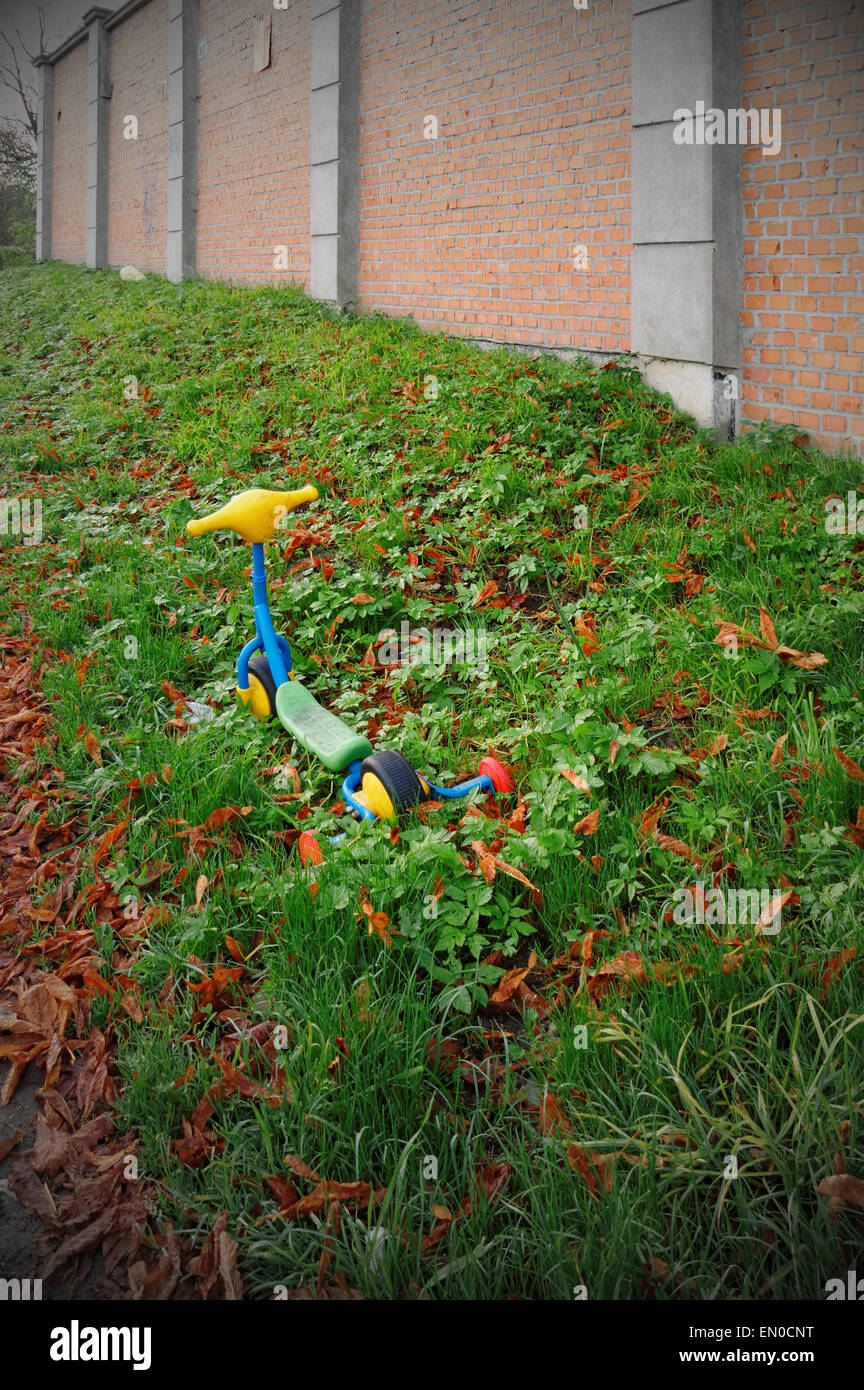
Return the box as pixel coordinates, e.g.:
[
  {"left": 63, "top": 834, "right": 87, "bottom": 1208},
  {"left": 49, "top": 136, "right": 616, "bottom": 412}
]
[{"left": 0, "top": 260, "right": 862, "bottom": 1299}]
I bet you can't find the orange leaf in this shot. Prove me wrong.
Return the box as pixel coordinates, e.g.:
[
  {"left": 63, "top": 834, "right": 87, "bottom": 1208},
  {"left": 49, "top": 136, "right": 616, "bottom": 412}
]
[
  {"left": 561, "top": 769, "right": 591, "bottom": 795},
  {"left": 654, "top": 833, "right": 703, "bottom": 865},
  {"left": 492, "top": 856, "right": 538, "bottom": 892},
  {"left": 92, "top": 820, "right": 127, "bottom": 870},
  {"left": 284, "top": 1154, "right": 321, "bottom": 1182},
  {"left": 834, "top": 747, "right": 864, "bottom": 784},
  {"left": 567, "top": 1145, "right": 614, "bottom": 1198},
  {"left": 815, "top": 1174, "right": 864, "bottom": 1210},
  {"left": 636, "top": 797, "right": 668, "bottom": 842},
  {"left": 472, "top": 579, "right": 499, "bottom": 608},
  {"left": 759, "top": 608, "right": 778, "bottom": 650},
  {"left": 770, "top": 734, "right": 788, "bottom": 768},
  {"left": 820, "top": 947, "right": 856, "bottom": 1000},
  {"left": 781, "top": 646, "right": 828, "bottom": 670},
  {"left": 573, "top": 809, "right": 600, "bottom": 836},
  {"left": 367, "top": 910, "right": 393, "bottom": 948},
  {"left": 203, "top": 806, "right": 253, "bottom": 832},
  {"left": 755, "top": 888, "right": 798, "bottom": 934},
  {"left": 489, "top": 966, "right": 532, "bottom": 1004},
  {"left": 537, "top": 1093, "right": 573, "bottom": 1136},
  {"left": 84, "top": 731, "right": 102, "bottom": 765}
]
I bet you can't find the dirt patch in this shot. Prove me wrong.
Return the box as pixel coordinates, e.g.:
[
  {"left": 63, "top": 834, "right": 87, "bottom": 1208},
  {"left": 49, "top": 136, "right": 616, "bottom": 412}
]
[
  {"left": 0, "top": 1060, "right": 98, "bottom": 1300},
  {"left": 0, "top": 629, "right": 243, "bottom": 1301}
]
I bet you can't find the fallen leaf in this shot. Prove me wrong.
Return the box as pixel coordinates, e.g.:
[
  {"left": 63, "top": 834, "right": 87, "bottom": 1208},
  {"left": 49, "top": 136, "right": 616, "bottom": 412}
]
[
  {"left": 193, "top": 874, "right": 208, "bottom": 910},
  {"left": 834, "top": 746, "right": 864, "bottom": 784},
  {"left": 815, "top": 1173, "right": 864, "bottom": 1210},
  {"left": 561, "top": 769, "right": 591, "bottom": 795},
  {"left": 472, "top": 579, "right": 499, "bottom": 608},
  {"left": 92, "top": 820, "right": 127, "bottom": 870},
  {"left": 754, "top": 888, "right": 798, "bottom": 935},
  {"left": 770, "top": 734, "right": 788, "bottom": 768},
  {"left": 567, "top": 1145, "right": 614, "bottom": 1197},
  {"left": 0, "top": 1129, "right": 24, "bottom": 1162},
  {"left": 84, "top": 731, "right": 102, "bottom": 765},
  {"left": 820, "top": 947, "right": 856, "bottom": 1000}
]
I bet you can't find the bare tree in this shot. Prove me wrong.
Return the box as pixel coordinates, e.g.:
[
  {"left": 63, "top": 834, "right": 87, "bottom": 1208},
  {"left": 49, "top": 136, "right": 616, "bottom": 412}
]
[{"left": 0, "top": 0, "right": 48, "bottom": 149}]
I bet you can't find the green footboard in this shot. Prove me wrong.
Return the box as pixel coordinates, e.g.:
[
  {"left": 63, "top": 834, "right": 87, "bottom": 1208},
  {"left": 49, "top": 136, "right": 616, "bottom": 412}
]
[{"left": 275, "top": 679, "right": 373, "bottom": 772}]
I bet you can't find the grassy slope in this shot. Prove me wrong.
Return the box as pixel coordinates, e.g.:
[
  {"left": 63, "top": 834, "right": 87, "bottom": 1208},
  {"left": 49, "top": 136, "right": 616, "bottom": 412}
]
[{"left": 0, "top": 261, "right": 862, "bottom": 1298}]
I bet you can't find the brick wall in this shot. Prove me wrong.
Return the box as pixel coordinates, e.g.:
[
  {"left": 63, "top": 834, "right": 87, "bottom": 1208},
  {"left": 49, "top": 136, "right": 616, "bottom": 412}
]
[
  {"left": 741, "top": 0, "right": 864, "bottom": 456},
  {"left": 357, "top": 0, "right": 631, "bottom": 353},
  {"left": 39, "top": 0, "right": 863, "bottom": 456},
  {"left": 196, "top": 0, "right": 310, "bottom": 286},
  {"left": 107, "top": 0, "right": 169, "bottom": 274},
  {"left": 50, "top": 39, "right": 88, "bottom": 265}
]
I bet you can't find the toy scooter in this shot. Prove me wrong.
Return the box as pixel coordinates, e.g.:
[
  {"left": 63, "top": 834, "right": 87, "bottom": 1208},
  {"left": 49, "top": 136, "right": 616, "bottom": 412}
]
[{"left": 186, "top": 487, "right": 513, "bottom": 850}]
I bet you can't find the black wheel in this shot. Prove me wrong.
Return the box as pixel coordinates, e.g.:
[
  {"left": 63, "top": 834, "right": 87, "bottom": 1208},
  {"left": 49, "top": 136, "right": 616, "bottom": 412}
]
[
  {"left": 359, "top": 749, "right": 425, "bottom": 813},
  {"left": 247, "top": 653, "right": 279, "bottom": 721}
]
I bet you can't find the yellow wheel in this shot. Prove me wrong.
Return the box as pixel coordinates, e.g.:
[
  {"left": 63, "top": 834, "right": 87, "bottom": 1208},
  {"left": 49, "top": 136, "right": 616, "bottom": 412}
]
[
  {"left": 238, "top": 654, "right": 278, "bottom": 721},
  {"left": 359, "top": 750, "right": 426, "bottom": 819}
]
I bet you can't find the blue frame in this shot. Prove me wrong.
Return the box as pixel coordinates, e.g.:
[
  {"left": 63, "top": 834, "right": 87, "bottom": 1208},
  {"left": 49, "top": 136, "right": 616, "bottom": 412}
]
[{"left": 236, "top": 541, "right": 293, "bottom": 691}]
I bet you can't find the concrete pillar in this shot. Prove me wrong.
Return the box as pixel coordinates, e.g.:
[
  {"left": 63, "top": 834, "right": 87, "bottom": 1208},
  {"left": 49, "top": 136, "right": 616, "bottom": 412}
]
[
  {"left": 309, "top": 0, "right": 359, "bottom": 308},
  {"left": 84, "top": 8, "right": 111, "bottom": 268},
  {"left": 631, "top": 0, "right": 744, "bottom": 437},
  {"left": 34, "top": 56, "right": 54, "bottom": 261},
  {"left": 166, "top": 0, "right": 199, "bottom": 282}
]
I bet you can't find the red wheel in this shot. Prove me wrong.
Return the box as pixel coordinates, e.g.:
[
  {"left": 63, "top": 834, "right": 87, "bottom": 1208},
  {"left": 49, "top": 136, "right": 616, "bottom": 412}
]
[
  {"left": 298, "top": 831, "right": 323, "bottom": 867},
  {"left": 478, "top": 756, "right": 514, "bottom": 794}
]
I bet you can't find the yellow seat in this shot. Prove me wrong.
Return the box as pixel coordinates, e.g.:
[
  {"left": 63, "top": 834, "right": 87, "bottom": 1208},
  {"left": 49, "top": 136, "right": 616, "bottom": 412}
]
[{"left": 186, "top": 485, "right": 318, "bottom": 544}]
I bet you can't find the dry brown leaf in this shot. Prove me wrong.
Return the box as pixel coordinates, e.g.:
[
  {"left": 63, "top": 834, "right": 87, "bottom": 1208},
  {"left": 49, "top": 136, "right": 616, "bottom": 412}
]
[
  {"left": 567, "top": 1145, "right": 615, "bottom": 1197},
  {"left": 573, "top": 809, "right": 600, "bottom": 836},
  {"left": 654, "top": 832, "right": 703, "bottom": 865},
  {"left": 815, "top": 1173, "right": 864, "bottom": 1210},
  {"left": 820, "top": 947, "right": 856, "bottom": 1000},
  {"left": 284, "top": 1154, "right": 321, "bottom": 1183},
  {"left": 472, "top": 579, "right": 499, "bottom": 608},
  {"left": 770, "top": 734, "right": 788, "bottom": 768},
  {"left": 84, "top": 731, "right": 102, "bottom": 765},
  {"left": 92, "top": 819, "right": 127, "bottom": 870},
  {"left": 754, "top": 888, "right": 798, "bottom": 934},
  {"left": 834, "top": 746, "right": 864, "bottom": 784},
  {"left": 759, "top": 608, "right": 778, "bottom": 649}
]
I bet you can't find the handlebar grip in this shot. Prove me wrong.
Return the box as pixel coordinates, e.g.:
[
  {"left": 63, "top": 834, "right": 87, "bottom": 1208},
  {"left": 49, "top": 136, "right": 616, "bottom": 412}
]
[
  {"left": 186, "top": 484, "right": 319, "bottom": 543},
  {"left": 186, "top": 514, "right": 218, "bottom": 538},
  {"left": 280, "top": 484, "right": 318, "bottom": 513}
]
